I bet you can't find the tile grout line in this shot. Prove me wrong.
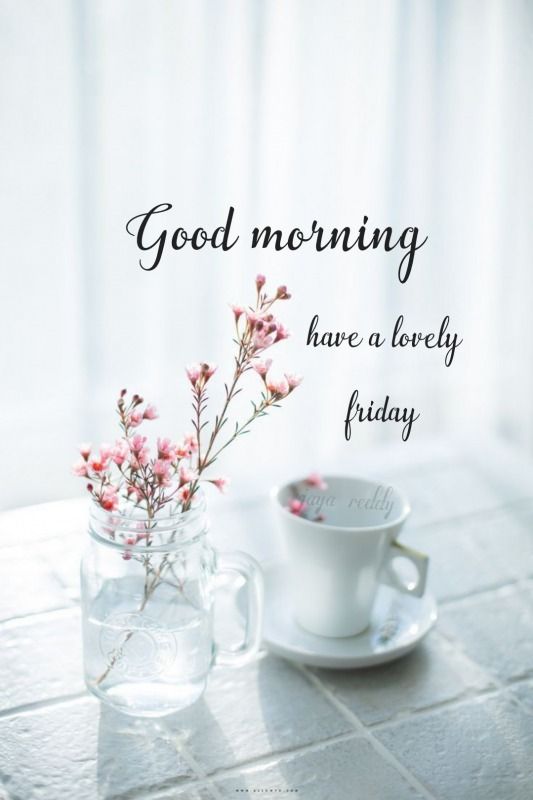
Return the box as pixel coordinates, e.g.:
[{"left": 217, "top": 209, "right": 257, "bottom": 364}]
[
  {"left": 167, "top": 743, "right": 225, "bottom": 800},
  {"left": 439, "top": 575, "right": 533, "bottom": 610},
  {"left": 296, "top": 664, "right": 440, "bottom": 800},
  {"left": 0, "top": 691, "right": 89, "bottom": 720},
  {"left": 405, "top": 494, "right": 533, "bottom": 532},
  {"left": 370, "top": 676, "right": 533, "bottom": 734},
  {"left": 1, "top": 651, "right": 528, "bottom": 735},
  {"left": 368, "top": 685, "right": 499, "bottom": 732},
  {"left": 129, "top": 730, "right": 364, "bottom": 800},
  {"left": 201, "top": 730, "right": 361, "bottom": 781},
  {"left": 435, "top": 586, "right": 533, "bottom": 719},
  {"left": 431, "top": 626, "right": 501, "bottom": 689},
  {"left": 0, "top": 604, "right": 81, "bottom": 632},
  {"left": 0, "top": 600, "right": 76, "bottom": 628},
  {"left": 437, "top": 575, "right": 533, "bottom": 608},
  {"left": 369, "top": 685, "right": 510, "bottom": 733}
]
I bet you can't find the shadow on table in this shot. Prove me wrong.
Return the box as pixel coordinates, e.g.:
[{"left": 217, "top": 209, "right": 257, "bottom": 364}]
[
  {"left": 95, "top": 659, "right": 305, "bottom": 797},
  {"left": 96, "top": 697, "right": 228, "bottom": 799},
  {"left": 254, "top": 656, "right": 302, "bottom": 795}
]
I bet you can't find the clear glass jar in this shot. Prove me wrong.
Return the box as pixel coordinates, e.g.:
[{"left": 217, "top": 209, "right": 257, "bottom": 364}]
[{"left": 80, "top": 494, "right": 263, "bottom": 717}]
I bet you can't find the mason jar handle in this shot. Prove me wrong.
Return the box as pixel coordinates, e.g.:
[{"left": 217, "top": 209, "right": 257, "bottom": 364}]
[
  {"left": 380, "top": 541, "right": 429, "bottom": 598},
  {"left": 215, "top": 551, "right": 264, "bottom": 666}
]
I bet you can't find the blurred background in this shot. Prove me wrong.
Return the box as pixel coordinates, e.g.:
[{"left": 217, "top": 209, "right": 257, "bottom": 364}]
[{"left": 1, "top": 0, "right": 531, "bottom": 510}]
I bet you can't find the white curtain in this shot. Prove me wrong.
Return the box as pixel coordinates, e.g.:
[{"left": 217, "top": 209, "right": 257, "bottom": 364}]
[{"left": 1, "top": 0, "right": 531, "bottom": 509}]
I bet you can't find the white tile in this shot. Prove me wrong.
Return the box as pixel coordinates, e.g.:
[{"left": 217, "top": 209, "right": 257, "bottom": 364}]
[
  {"left": 0, "top": 699, "right": 99, "bottom": 800},
  {"left": 212, "top": 737, "right": 425, "bottom": 799},
  {"left": 39, "top": 534, "right": 83, "bottom": 601},
  {"left": 171, "top": 788, "right": 215, "bottom": 799},
  {"left": 404, "top": 521, "right": 506, "bottom": 602},
  {"left": 386, "top": 461, "right": 527, "bottom": 529},
  {"left": 160, "top": 655, "right": 353, "bottom": 774},
  {"left": 0, "top": 609, "right": 84, "bottom": 712},
  {"left": 0, "top": 697, "right": 195, "bottom": 800},
  {"left": 0, "top": 546, "right": 70, "bottom": 622},
  {"left": 404, "top": 504, "right": 533, "bottom": 602},
  {"left": 439, "top": 584, "right": 533, "bottom": 682},
  {"left": 507, "top": 679, "right": 533, "bottom": 715},
  {"left": 312, "top": 634, "right": 494, "bottom": 726},
  {"left": 376, "top": 692, "right": 533, "bottom": 800},
  {"left": 0, "top": 498, "right": 86, "bottom": 545}
]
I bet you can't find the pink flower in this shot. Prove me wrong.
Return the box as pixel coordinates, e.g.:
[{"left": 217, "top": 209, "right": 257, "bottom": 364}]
[
  {"left": 100, "top": 485, "right": 119, "bottom": 512},
  {"left": 99, "top": 443, "right": 113, "bottom": 462},
  {"left": 129, "top": 410, "right": 143, "bottom": 427},
  {"left": 274, "top": 323, "right": 290, "bottom": 343},
  {"left": 73, "top": 274, "right": 299, "bottom": 519},
  {"left": 251, "top": 311, "right": 275, "bottom": 328},
  {"left": 89, "top": 457, "right": 108, "bottom": 473},
  {"left": 209, "top": 477, "right": 230, "bottom": 494},
  {"left": 288, "top": 499, "right": 306, "bottom": 516},
  {"left": 143, "top": 404, "right": 158, "bottom": 420},
  {"left": 252, "top": 358, "right": 272, "bottom": 379},
  {"left": 285, "top": 373, "right": 303, "bottom": 392},
  {"left": 186, "top": 364, "right": 202, "bottom": 388},
  {"left": 306, "top": 473, "right": 328, "bottom": 491},
  {"left": 186, "top": 363, "right": 217, "bottom": 389},
  {"left": 153, "top": 459, "right": 172, "bottom": 487},
  {"left": 130, "top": 434, "right": 147, "bottom": 453},
  {"left": 179, "top": 465, "right": 198, "bottom": 487},
  {"left": 267, "top": 377, "right": 289, "bottom": 398},
  {"left": 79, "top": 443, "right": 91, "bottom": 461},
  {"left": 201, "top": 362, "right": 217, "bottom": 381},
  {"left": 127, "top": 485, "right": 144, "bottom": 502},
  {"left": 183, "top": 434, "right": 198, "bottom": 453},
  {"left": 230, "top": 304, "right": 245, "bottom": 322},
  {"left": 252, "top": 327, "right": 276, "bottom": 352},
  {"left": 130, "top": 434, "right": 149, "bottom": 467},
  {"left": 72, "top": 460, "right": 88, "bottom": 477},
  {"left": 157, "top": 437, "right": 177, "bottom": 461},
  {"left": 177, "top": 485, "right": 192, "bottom": 504},
  {"left": 111, "top": 439, "right": 129, "bottom": 466},
  {"left": 248, "top": 312, "right": 287, "bottom": 353},
  {"left": 122, "top": 550, "right": 133, "bottom": 561},
  {"left": 175, "top": 434, "right": 199, "bottom": 459}
]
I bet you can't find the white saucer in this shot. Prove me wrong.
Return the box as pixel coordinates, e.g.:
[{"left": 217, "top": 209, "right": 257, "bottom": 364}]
[{"left": 240, "top": 562, "right": 437, "bottom": 669}]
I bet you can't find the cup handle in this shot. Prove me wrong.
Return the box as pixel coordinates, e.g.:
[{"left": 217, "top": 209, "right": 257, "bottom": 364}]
[
  {"left": 214, "top": 551, "right": 264, "bottom": 666},
  {"left": 380, "top": 541, "right": 429, "bottom": 598}
]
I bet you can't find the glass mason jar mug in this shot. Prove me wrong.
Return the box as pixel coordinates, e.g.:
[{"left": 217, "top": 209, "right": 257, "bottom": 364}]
[{"left": 81, "top": 495, "right": 263, "bottom": 717}]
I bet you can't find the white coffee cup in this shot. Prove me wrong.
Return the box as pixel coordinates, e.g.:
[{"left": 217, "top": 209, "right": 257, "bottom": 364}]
[{"left": 273, "top": 475, "right": 428, "bottom": 638}]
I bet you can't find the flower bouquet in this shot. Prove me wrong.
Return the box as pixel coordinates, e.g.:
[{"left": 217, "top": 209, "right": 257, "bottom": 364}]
[{"left": 74, "top": 275, "right": 301, "bottom": 716}]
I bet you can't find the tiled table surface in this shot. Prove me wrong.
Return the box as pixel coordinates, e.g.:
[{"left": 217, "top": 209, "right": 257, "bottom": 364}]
[{"left": 1, "top": 439, "right": 533, "bottom": 799}]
